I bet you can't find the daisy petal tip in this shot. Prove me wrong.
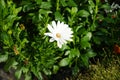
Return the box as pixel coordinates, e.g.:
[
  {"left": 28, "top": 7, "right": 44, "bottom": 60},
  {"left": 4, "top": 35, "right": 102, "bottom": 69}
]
[
  {"left": 57, "top": 42, "right": 62, "bottom": 48},
  {"left": 49, "top": 38, "right": 55, "bottom": 42},
  {"left": 44, "top": 33, "right": 47, "bottom": 36}
]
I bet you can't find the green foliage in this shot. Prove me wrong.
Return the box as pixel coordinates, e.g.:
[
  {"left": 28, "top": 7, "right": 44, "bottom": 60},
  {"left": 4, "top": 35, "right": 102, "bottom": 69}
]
[
  {"left": 0, "top": 0, "right": 119, "bottom": 79},
  {"left": 0, "top": 53, "right": 8, "bottom": 63}
]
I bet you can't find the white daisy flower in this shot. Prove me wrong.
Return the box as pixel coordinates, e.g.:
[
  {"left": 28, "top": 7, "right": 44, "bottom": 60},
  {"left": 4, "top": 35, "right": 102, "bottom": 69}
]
[{"left": 44, "top": 21, "right": 73, "bottom": 48}]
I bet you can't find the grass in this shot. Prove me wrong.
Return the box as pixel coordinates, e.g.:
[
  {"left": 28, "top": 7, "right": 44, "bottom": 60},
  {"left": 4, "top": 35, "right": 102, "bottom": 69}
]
[{"left": 75, "top": 53, "right": 120, "bottom": 80}]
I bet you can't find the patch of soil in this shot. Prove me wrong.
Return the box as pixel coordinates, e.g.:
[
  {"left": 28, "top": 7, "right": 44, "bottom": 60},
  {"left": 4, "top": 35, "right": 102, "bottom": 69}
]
[{"left": 50, "top": 67, "right": 72, "bottom": 80}]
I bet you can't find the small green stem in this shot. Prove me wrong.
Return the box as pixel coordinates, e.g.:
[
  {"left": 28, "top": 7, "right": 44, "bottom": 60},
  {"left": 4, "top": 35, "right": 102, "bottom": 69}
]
[
  {"left": 89, "top": 0, "right": 99, "bottom": 31},
  {"left": 56, "top": 0, "right": 60, "bottom": 11}
]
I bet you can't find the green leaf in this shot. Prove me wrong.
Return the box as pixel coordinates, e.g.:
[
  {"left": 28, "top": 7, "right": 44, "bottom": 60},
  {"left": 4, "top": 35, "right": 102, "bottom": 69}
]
[
  {"left": 81, "top": 54, "right": 89, "bottom": 67},
  {"left": 86, "top": 49, "right": 96, "bottom": 58},
  {"left": 4, "top": 58, "right": 18, "bottom": 71},
  {"left": 43, "top": 68, "right": 52, "bottom": 75},
  {"left": 80, "top": 32, "right": 92, "bottom": 49},
  {"left": 78, "top": 10, "right": 90, "bottom": 17},
  {"left": 93, "top": 36, "right": 101, "bottom": 44},
  {"left": 100, "top": 28, "right": 109, "bottom": 34},
  {"left": 81, "top": 41, "right": 91, "bottom": 49},
  {"left": 14, "top": 7, "right": 22, "bottom": 15},
  {"left": 67, "top": 0, "right": 77, "bottom": 7},
  {"left": 55, "top": 11, "right": 64, "bottom": 21},
  {"left": 100, "top": 4, "right": 110, "bottom": 10},
  {"left": 60, "top": 0, "right": 67, "bottom": 7},
  {"left": 1, "top": 32, "right": 10, "bottom": 45},
  {"left": 71, "top": 7, "right": 78, "bottom": 15},
  {"left": 0, "top": 0, "right": 6, "bottom": 8},
  {"left": 25, "top": 73, "right": 31, "bottom": 80},
  {"left": 31, "top": 67, "right": 43, "bottom": 80},
  {"left": 59, "top": 58, "right": 70, "bottom": 67},
  {"left": 53, "top": 65, "right": 59, "bottom": 74},
  {"left": 21, "top": 38, "right": 29, "bottom": 48},
  {"left": 23, "top": 3, "right": 35, "bottom": 12},
  {"left": 88, "top": 0, "right": 95, "bottom": 8},
  {"left": 81, "top": 32, "right": 92, "bottom": 42},
  {"left": 40, "top": 2, "right": 52, "bottom": 9},
  {"left": 72, "top": 65, "right": 79, "bottom": 76},
  {"left": 39, "top": 9, "right": 52, "bottom": 15},
  {"left": 22, "top": 67, "right": 29, "bottom": 73},
  {"left": 60, "top": 45, "right": 70, "bottom": 51},
  {"left": 69, "top": 48, "right": 80, "bottom": 59},
  {"left": 0, "top": 54, "right": 8, "bottom": 63},
  {"left": 2, "top": 25, "right": 9, "bottom": 31},
  {"left": 15, "top": 69, "right": 22, "bottom": 80},
  {"left": 7, "top": 15, "right": 16, "bottom": 21},
  {"left": 35, "top": 0, "right": 42, "bottom": 4}
]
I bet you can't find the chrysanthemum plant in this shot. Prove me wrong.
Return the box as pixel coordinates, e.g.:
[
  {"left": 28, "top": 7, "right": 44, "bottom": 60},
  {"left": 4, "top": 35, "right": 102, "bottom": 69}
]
[{"left": 0, "top": 0, "right": 101, "bottom": 79}]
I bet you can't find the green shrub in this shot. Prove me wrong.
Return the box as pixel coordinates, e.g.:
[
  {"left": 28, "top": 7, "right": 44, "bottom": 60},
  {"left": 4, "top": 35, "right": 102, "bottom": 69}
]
[{"left": 0, "top": 0, "right": 119, "bottom": 80}]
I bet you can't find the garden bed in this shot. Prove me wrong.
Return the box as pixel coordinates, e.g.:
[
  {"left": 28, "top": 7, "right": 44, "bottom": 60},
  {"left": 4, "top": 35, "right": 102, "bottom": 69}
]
[{"left": 0, "top": 0, "right": 120, "bottom": 80}]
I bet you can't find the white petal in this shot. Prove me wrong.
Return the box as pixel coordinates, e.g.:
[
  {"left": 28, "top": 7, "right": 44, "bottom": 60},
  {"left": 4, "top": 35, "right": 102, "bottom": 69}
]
[
  {"left": 49, "top": 38, "right": 55, "bottom": 42},
  {"left": 59, "top": 39, "right": 64, "bottom": 45},
  {"left": 44, "top": 33, "right": 53, "bottom": 37},
  {"left": 52, "top": 21, "right": 57, "bottom": 29},
  {"left": 57, "top": 41, "right": 62, "bottom": 48},
  {"left": 64, "top": 36, "right": 73, "bottom": 41},
  {"left": 61, "top": 38, "right": 67, "bottom": 44},
  {"left": 57, "top": 21, "right": 60, "bottom": 28},
  {"left": 48, "top": 24, "right": 54, "bottom": 32}
]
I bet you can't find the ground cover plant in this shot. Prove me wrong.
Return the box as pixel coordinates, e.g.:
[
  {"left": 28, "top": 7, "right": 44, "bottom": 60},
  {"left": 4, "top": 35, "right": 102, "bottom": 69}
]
[{"left": 0, "top": 0, "right": 120, "bottom": 80}]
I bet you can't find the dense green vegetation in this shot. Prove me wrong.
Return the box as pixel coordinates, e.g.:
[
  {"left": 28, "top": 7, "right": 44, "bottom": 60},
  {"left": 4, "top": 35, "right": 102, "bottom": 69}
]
[{"left": 0, "top": 0, "right": 120, "bottom": 80}]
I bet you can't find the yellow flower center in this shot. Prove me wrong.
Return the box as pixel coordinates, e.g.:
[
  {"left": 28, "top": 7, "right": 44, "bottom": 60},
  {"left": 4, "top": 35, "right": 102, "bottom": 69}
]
[{"left": 56, "top": 33, "right": 61, "bottom": 38}]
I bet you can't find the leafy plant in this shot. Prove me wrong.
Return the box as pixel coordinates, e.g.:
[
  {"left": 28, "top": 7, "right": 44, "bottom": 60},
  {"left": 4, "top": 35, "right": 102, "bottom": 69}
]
[{"left": 0, "top": 0, "right": 119, "bottom": 80}]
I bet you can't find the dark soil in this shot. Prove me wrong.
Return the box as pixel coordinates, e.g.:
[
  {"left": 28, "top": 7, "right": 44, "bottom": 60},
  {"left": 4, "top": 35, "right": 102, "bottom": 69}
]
[{"left": 50, "top": 67, "right": 72, "bottom": 80}]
